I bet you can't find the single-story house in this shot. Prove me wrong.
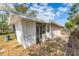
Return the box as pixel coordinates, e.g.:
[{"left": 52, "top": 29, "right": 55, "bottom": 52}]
[{"left": 8, "top": 12, "right": 63, "bottom": 48}]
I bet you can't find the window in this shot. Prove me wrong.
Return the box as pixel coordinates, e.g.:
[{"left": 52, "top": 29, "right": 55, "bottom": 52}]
[
  {"left": 47, "top": 25, "right": 50, "bottom": 32},
  {"left": 42, "top": 24, "right": 46, "bottom": 34}
]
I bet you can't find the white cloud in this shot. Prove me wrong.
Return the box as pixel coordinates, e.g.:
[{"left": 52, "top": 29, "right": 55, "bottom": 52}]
[
  {"left": 32, "top": 3, "right": 39, "bottom": 8},
  {"left": 56, "top": 3, "right": 74, "bottom": 17},
  {"left": 56, "top": 12, "right": 60, "bottom": 17},
  {"left": 67, "top": 3, "right": 73, "bottom": 7},
  {"left": 40, "top": 3, "right": 48, "bottom": 6},
  {"left": 46, "top": 7, "right": 54, "bottom": 12},
  {"left": 63, "top": 3, "right": 74, "bottom": 7},
  {"left": 58, "top": 7, "right": 69, "bottom": 12},
  {"left": 56, "top": 3, "right": 73, "bottom": 17},
  {"left": 30, "top": 3, "right": 55, "bottom": 20}
]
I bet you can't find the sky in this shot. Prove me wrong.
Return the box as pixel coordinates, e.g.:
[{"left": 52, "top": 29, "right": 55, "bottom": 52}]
[
  {"left": 26, "top": 3, "right": 73, "bottom": 26},
  {"left": 0, "top": 3, "right": 74, "bottom": 26}
]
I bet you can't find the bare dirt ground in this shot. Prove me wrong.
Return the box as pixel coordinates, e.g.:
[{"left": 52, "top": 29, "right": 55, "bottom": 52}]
[
  {"left": 0, "top": 34, "right": 69, "bottom": 56},
  {"left": 0, "top": 40, "right": 65, "bottom": 56}
]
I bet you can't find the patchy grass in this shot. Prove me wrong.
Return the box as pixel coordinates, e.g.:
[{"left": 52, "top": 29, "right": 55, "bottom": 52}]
[
  {"left": 0, "top": 33, "right": 18, "bottom": 55},
  {"left": 0, "top": 34, "right": 15, "bottom": 48},
  {"left": 0, "top": 34, "right": 65, "bottom": 56}
]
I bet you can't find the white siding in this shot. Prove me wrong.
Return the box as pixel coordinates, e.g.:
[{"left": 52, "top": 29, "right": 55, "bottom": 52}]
[
  {"left": 22, "top": 20, "right": 36, "bottom": 48},
  {"left": 51, "top": 24, "right": 61, "bottom": 36},
  {"left": 52, "top": 30, "right": 61, "bottom": 36},
  {"left": 41, "top": 23, "right": 52, "bottom": 42},
  {"left": 8, "top": 14, "right": 21, "bottom": 25},
  {"left": 15, "top": 20, "right": 24, "bottom": 45}
]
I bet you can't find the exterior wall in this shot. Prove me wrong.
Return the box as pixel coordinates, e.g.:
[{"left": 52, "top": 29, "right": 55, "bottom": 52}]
[
  {"left": 14, "top": 18, "right": 51, "bottom": 48},
  {"left": 8, "top": 14, "right": 63, "bottom": 48},
  {"left": 41, "top": 23, "right": 52, "bottom": 42},
  {"left": 45, "top": 24, "right": 52, "bottom": 39},
  {"left": 15, "top": 19, "right": 24, "bottom": 45},
  {"left": 22, "top": 20, "right": 36, "bottom": 48},
  {"left": 51, "top": 24, "right": 61, "bottom": 36},
  {"left": 8, "top": 14, "right": 21, "bottom": 25},
  {"left": 40, "top": 23, "right": 47, "bottom": 42}
]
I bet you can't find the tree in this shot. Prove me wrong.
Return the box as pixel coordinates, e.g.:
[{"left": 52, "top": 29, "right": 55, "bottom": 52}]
[
  {"left": 65, "top": 19, "right": 76, "bottom": 32},
  {"left": 65, "top": 3, "right": 79, "bottom": 31},
  {"left": 0, "top": 4, "right": 13, "bottom": 13},
  {"left": 68, "top": 3, "right": 79, "bottom": 17},
  {"left": 14, "top": 3, "right": 28, "bottom": 13},
  {"left": 27, "top": 10, "right": 37, "bottom": 18},
  {"left": 0, "top": 13, "right": 9, "bottom": 34}
]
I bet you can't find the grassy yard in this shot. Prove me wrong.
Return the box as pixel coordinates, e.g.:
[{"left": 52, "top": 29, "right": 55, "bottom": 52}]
[
  {"left": 0, "top": 34, "right": 15, "bottom": 49},
  {"left": 0, "top": 33, "right": 20, "bottom": 55},
  {"left": 0, "top": 33, "right": 65, "bottom": 56}
]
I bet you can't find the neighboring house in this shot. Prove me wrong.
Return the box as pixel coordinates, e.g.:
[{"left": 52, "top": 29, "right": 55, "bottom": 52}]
[{"left": 8, "top": 12, "right": 63, "bottom": 48}]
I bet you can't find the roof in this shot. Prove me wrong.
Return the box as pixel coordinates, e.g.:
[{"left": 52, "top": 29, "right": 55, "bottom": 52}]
[
  {"left": 8, "top": 11, "right": 63, "bottom": 28},
  {"left": 9, "top": 11, "right": 52, "bottom": 23},
  {"left": 51, "top": 20, "right": 64, "bottom": 28}
]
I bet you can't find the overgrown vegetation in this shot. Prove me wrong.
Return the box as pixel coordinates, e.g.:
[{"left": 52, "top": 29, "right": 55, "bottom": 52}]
[
  {"left": 13, "top": 3, "right": 37, "bottom": 17},
  {"left": 65, "top": 3, "right": 79, "bottom": 32},
  {"left": 0, "top": 13, "right": 9, "bottom": 34},
  {"left": 14, "top": 3, "right": 28, "bottom": 13}
]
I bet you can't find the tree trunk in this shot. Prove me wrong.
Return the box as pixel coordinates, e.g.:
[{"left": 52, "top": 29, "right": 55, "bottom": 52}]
[{"left": 66, "top": 29, "right": 79, "bottom": 56}]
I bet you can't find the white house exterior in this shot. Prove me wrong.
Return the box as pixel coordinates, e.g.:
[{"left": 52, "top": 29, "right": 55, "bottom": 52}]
[
  {"left": 51, "top": 23, "right": 63, "bottom": 37},
  {"left": 8, "top": 12, "right": 63, "bottom": 48}
]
